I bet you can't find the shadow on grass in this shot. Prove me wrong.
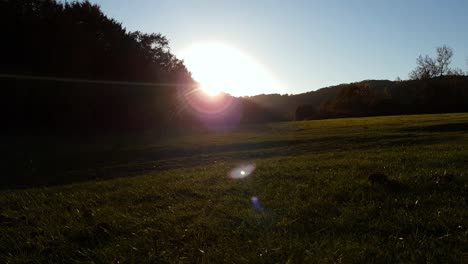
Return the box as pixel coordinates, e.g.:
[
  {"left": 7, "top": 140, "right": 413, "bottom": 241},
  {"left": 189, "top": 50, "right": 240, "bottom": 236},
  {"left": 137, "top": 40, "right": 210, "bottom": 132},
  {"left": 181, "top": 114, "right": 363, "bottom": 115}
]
[
  {"left": 0, "top": 133, "right": 452, "bottom": 189},
  {"left": 401, "top": 122, "right": 468, "bottom": 133}
]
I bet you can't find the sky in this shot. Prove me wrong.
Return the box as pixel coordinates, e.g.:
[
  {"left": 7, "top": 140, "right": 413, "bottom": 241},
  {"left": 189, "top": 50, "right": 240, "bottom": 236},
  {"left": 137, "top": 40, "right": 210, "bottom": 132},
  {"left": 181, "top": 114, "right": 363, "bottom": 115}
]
[{"left": 89, "top": 0, "right": 468, "bottom": 95}]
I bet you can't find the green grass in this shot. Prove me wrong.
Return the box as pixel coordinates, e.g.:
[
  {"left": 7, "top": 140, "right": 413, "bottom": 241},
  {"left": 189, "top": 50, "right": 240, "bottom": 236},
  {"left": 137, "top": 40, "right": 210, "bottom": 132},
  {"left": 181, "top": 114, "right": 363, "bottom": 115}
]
[{"left": 1, "top": 113, "right": 468, "bottom": 263}]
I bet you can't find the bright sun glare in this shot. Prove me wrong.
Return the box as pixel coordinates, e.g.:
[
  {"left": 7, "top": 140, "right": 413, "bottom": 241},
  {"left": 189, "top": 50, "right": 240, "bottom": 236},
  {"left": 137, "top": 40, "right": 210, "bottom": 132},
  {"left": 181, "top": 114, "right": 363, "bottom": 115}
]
[
  {"left": 201, "top": 85, "right": 220, "bottom": 97},
  {"left": 179, "top": 42, "right": 283, "bottom": 97}
]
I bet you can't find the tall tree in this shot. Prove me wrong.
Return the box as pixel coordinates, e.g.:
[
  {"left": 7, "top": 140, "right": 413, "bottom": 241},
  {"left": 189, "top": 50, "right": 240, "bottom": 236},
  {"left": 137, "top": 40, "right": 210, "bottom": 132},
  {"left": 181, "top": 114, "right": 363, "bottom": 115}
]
[
  {"left": 0, "top": 0, "right": 193, "bottom": 83},
  {"left": 0, "top": 0, "right": 197, "bottom": 134}
]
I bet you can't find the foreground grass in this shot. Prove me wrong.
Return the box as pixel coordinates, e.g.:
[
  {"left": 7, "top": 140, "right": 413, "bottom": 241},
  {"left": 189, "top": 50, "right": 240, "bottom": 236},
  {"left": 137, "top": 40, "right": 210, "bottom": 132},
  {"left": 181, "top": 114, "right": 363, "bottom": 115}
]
[{"left": 1, "top": 113, "right": 468, "bottom": 263}]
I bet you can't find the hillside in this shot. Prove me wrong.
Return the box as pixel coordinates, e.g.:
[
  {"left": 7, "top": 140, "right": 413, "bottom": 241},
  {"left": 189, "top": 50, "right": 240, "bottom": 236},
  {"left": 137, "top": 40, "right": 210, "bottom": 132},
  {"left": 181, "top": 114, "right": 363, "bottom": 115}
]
[{"left": 247, "top": 77, "right": 468, "bottom": 120}]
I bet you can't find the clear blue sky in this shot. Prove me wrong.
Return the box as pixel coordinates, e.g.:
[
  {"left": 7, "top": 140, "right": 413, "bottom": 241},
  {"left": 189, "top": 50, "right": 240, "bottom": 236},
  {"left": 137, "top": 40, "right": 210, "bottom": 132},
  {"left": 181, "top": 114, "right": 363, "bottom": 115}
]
[{"left": 89, "top": 0, "right": 468, "bottom": 95}]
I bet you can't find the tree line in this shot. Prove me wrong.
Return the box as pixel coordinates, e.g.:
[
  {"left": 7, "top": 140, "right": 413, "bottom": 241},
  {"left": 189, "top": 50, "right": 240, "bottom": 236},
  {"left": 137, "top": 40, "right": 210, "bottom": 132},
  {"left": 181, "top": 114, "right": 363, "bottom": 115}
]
[
  {"left": 296, "top": 46, "right": 468, "bottom": 120},
  {"left": 0, "top": 0, "right": 192, "bottom": 83},
  {"left": 0, "top": 0, "right": 285, "bottom": 138},
  {"left": 1, "top": 0, "right": 467, "bottom": 136},
  {"left": 289, "top": 75, "right": 468, "bottom": 121}
]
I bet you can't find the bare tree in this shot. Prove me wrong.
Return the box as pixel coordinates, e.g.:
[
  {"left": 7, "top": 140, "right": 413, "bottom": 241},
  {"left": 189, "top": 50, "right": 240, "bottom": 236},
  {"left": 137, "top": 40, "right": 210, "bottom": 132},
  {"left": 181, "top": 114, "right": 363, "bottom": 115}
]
[
  {"left": 409, "top": 45, "right": 458, "bottom": 80},
  {"left": 409, "top": 55, "right": 437, "bottom": 80},
  {"left": 436, "top": 45, "right": 453, "bottom": 76},
  {"left": 447, "top": 68, "right": 464, "bottom": 76}
]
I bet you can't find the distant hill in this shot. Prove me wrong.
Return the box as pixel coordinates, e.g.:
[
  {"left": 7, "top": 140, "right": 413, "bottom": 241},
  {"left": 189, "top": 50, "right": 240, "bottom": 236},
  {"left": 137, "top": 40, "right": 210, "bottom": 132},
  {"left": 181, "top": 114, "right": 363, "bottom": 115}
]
[
  {"left": 247, "top": 82, "right": 359, "bottom": 119},
  {"left": 246, "top": 77, "right": 468, "bottom": 120}
]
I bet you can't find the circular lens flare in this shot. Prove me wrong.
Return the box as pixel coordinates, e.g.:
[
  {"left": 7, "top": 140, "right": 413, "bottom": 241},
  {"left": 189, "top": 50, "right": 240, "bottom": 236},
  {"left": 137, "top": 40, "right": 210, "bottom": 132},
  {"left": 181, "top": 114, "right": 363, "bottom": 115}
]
[
  {"left": 228, "top": 163, "right": 256, "bottom": 179},
  {"left": 177, "top": 85, "right": 243, "bottom": 132}
]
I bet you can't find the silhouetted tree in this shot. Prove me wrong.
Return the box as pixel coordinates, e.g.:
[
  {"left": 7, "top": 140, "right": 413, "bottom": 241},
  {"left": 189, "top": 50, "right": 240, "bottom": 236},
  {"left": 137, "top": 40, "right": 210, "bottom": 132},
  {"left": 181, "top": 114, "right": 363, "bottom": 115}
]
[
  {"left": 409, "top": 45, "right": 459, "bottom": 80},
  {"left": 0, "top": 0, "right": 192, "bottom": 83},
  {"left": 0, "top": 0, "right": 201, "bottom": 135},
  {"left": 435, "top": 45, "right": 454, "bottom": 76},
  {"left": 409, "top": 55, "right": 438, "bottom": 80},
  {"left": 447, "top": 68, "right": 465, "bottom": 76}
]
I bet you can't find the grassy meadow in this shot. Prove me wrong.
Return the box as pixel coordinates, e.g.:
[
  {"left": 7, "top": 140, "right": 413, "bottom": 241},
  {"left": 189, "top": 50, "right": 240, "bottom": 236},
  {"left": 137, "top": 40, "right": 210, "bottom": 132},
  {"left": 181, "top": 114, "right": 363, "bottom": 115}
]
[{"left": 1, "top": 113, "right": 468, "bottom": 263}]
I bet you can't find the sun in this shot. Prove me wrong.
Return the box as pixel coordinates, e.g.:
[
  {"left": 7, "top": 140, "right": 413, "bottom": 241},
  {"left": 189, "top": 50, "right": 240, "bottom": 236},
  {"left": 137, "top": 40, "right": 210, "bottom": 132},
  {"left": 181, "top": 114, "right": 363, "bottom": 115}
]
[
  {"left": 200, "top": 85, "right": 220, "bottom": 97},
  {"left": 178, "top": 42, "right": 283, "bottom": 97}
]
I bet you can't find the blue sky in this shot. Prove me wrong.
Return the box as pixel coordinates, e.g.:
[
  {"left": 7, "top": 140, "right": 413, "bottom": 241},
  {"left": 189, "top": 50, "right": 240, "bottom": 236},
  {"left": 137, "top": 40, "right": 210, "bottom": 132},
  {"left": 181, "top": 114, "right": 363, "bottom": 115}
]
[{"left": 89, "top": 0, "right": 468, "bottom": 95}]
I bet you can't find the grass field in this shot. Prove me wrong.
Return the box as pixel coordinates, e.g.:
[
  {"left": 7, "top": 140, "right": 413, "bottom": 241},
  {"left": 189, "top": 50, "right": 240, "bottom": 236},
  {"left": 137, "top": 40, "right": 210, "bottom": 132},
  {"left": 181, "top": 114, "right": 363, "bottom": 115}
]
[{"left": 1, "top": 113, "right": 468, "bottom": 263}]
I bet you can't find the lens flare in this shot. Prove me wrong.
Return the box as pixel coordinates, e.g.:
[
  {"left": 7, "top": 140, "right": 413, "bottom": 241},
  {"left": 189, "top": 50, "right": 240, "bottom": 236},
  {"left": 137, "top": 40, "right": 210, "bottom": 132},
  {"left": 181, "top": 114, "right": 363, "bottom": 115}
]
[
  {"left": 178, "top": 87, "right": 242, "bottom": 132},
  {"left": 251, "top": 196, "right": 264, "bottom": 212},
  {"left": 228, "top": 163, "right": 256, "bottom": 179}
]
